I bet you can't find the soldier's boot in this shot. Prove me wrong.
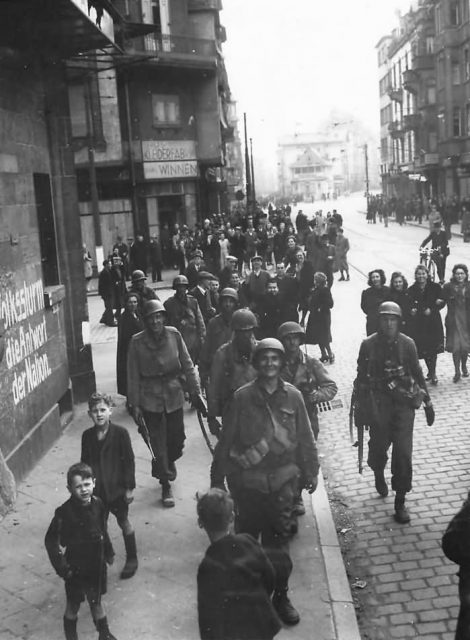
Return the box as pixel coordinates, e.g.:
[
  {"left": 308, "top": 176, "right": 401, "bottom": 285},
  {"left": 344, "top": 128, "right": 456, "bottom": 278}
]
[
  {"left": 272, "top": 589, "right": 300, "bottom": 626},
  {"left": 394, "top": 491, "right": 410, "bottom": 524},
  {"left": 167, "top": 460, "right": 177, "bottom": 482},
  {"left": 292, "top": 493, "right": 305, "bottom": 516},
  {"left": 120, "top": 532, "right": 138, "bottom": 580},
  {"left": 462, "top": 356, "right": 469, "bottom": 377},
  {"left": 161, "top": 482, "right": 175, "bottom": 508},
  {"left": 63, "top": 617, "right": 78, "bottom": 640},
  {"left": 374, "top": 470, "right": 388, "bottom": 497},
  {"left": 96, "top": 617, "right": 117, "bottom": 640}
]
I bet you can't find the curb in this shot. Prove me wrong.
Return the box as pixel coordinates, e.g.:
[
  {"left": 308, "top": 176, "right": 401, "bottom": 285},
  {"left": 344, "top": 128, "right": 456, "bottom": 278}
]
[{"left": 311, "top": 472, "right": 362, "bottom": 640}]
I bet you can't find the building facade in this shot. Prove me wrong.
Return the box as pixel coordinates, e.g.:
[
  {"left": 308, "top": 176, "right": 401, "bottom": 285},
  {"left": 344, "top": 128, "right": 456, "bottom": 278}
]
[
  {"left": 377, "top": 0, "right": 470, "bottom": 201},
  {"left": 70, "top": 0, "right": 240, "bottom": 261},
  {"left": 0, "top": 0, "right": 121, "bottom": 508}
]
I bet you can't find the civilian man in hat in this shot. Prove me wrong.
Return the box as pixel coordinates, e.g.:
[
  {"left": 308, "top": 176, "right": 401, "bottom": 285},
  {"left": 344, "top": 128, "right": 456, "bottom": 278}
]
[
  {"left": 186, "top": 248, "right": 205, "bottom": 289},
  {"left": 420, "top": 220, "right": 449, "bottom": 284},
  {"left": 189, "top": 271, "right": 217, "bottom": 327},
  {"left": 199, "top": 288, "right": 239, "bottom": 388},
  {"left": 127, "top": 300, "right": 204, "bottom": 508},
  {"left": 164, "top": 275, "right": 206, "bottom": 365},
  {"left": 211, "top": 338, "right": 319, "bottom": 625},
  {"left": 219, "top": 255, "right": 238, "bottom": 289},
  {"left": 128, "top": 270, "right": 159, "bottom": 315},
  {"left": 244, "top": 255, "right": 270, "bottom": 315},
  {"left": 129, "top": 233, "right": 148, "bottom": 274},
  {"left": 230, "top": 226, "right": 245, "bottom": 274},
  {"left": 149, "top": 233, "right": 163, "bottom": 283},
  {"left": 354, "top": 301, "right": 434, "bottom": 524}
]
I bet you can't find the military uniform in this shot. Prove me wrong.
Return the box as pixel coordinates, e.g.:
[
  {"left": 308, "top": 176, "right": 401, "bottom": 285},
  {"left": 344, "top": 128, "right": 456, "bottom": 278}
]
[
  {"left": 128, "top": 283, "right": 158, "bottom": 315},
  {"left": 127, "top": 326, "right": 200, "bottom": 482},
  {"left": 212, "top": 377, "right": 319, "bottom": 594},
  {"left": 164, "top": 293, "right": 206, "bottom": 364},
  {"left": 281, "top": 350, "right": 337, "bottom": 439},
  {"left": 356, "top": 332, "right": 428, "bottom": 494},
  {"left": 198, "top": 314, "right": 233, "bottom": 385}
]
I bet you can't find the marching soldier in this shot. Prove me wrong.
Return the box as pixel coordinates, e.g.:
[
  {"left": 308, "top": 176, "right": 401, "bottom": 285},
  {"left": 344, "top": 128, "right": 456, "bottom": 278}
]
[
  {"left": 355, "top": 301, "right": 434, "bottom": 524},
  {"left": 211, "top": 338, "right": 319, "bottom": 626},
  {"left": 164, "top": 275, "right": 206, "bottom": 365},
  {"left": 128, "top": 269, "right": 158, "bottom": 315}
]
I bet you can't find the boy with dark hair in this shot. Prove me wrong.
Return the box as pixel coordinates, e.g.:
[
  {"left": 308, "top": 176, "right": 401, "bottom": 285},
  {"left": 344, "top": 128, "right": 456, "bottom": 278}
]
[
  {"left": 197, "top": 488, "right": 281, "bottom": 640},
  {"left": 45, "top": 462, "right": 117, "bottom": 640},
  {"left": 81, "top": 392, "right": 137, "bottom": 580}
]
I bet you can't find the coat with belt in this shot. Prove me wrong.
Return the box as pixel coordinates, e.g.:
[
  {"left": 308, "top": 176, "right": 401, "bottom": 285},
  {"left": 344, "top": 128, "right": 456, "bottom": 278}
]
[
  {"left": 127, "top": 326, "right": 200, "bottom": 413},
  {"left": 81, "top": 423, "right": 135, "bottom": 504}
]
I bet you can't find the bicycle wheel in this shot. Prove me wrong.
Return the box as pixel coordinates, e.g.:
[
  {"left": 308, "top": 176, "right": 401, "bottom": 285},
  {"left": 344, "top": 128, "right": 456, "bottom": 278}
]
[{"left": 429, "top": 259, "right": 437, "bottom": 282}]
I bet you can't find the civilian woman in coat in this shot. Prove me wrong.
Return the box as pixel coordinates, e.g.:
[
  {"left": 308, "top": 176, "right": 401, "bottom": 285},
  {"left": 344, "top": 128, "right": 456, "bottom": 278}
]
[
  {"left": 116, "top": 293, "right": 144, "bottom": 400},
  {"left": 386, "top": 271, "right": 412, "bottom": 335},
  {"left": 360, "top": 269, "right": 390, "bottom": 336},
  {"left": 287, "top": 248, "right": 315, "bottom": 320},
  {"left": 407, "top": 264, "right": 444, "bottom": 385},
  {"left": 303, "top": 271, "right": 334, "bottom": 363},
  {"left": 442, "top": 263, "right": 470, "bottom": 382}
]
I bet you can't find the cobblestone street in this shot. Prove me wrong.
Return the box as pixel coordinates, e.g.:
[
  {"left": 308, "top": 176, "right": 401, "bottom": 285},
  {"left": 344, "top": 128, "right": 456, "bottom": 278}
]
[{"left": 310, "top": 200, "right": 470, "bottom": 639}]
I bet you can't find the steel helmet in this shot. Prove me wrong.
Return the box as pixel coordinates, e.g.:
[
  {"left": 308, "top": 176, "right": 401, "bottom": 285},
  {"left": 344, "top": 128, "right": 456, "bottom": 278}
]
[
  {"left": 278, "top": 321, "right": 305, "bottom": 342},
  {"left": 378, "top": 301, "right": 402, "bottom": 317},
  {"left": 253, "top": 338, "right": 285, "bottom": 365},
  {"left": 143, "top": 300, "right": 166, "bottom": 318},
  {"left": 231, "top": 308, "right": 257, "bottom": 331},
  {"left": 172, "top": 275, "right": 189, "bottom": 288},
  {"left": 219, "top": 287, "right": 239, "bottom": 302},
  {"left": 131, "top": 269, "right": 146, "bottom": 282}
]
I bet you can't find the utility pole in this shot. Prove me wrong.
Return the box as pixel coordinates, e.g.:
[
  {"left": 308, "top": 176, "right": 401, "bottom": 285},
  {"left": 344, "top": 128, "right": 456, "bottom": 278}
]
[
  {"left": 85, "top": 75, "right": 104, "bottom": 269},
  {"left": 250, "top": 137, "right": 256, "bottom": 211},
  {"left": 244, "top": 112, "right": 252, "bottom": 214},
  {"left": 364, "top": 143, "right": 370, "bottom": 210}
]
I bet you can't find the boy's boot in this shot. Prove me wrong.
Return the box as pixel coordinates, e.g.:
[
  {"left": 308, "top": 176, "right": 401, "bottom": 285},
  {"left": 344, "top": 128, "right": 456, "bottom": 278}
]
[
  {"left": 374, "top": 470, "right": 388, "bottom": 497},
  {"left": 120, "top": 532, "right": 138, "bottom": 579},
  {"left": 394, "top": 490, "right": 410, "bottom": 524},
  {"left": 63, "top": 617, "right": 78, "bottom": 640},
  {"left": 96, "top": 616, "right": 117, "bottom": 640},
  {"left": 161, "top": 481, "right": 175, "bottom": 508},
  {"left": 272, "top": 588, "right": 300, "bottom": 626}
]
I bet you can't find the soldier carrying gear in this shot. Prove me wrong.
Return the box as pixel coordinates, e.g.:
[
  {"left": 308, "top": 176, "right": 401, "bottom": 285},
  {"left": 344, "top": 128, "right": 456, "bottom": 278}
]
[
  {"left": 211, "top": 337, "right": 319, "bottom": 627},
  {"left": 355, "top": 301, "right": 434, "bottom": 524},
  {"left": 278, "top": 321, "right": 337, "bottom": 524},
  {"left": 128, "top": 270, "right": 158, "bottom": 314},
  {"left": 164, "top": 275, "right": 205, "bottom": 364}
]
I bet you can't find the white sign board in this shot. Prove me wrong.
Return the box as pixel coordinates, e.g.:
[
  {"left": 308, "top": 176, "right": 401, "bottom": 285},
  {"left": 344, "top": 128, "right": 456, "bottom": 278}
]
[
  {"left": 143, "top": 160, "right": 199, "bottom": 180},
  {"left": 142, "top": 140, "right": 197, "bottom": 162}
]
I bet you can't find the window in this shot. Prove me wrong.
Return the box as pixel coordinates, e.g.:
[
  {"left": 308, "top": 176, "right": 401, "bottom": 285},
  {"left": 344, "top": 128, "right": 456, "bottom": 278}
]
[
  {"left": 34, "top": 174, "right": 59, "bottom": 286},
  {"left": 466, "top": 104, "right": 470, "bottom": 135},
  {"left": 450, "top": 1, "right": 460, "bottom": 26},
  {"left": 152, "top": 94, "right": 180, "bottom": 126},
  {"left": 429, "top": 131, "right": 438, "bottom": 152},
  {"left": 427, "top": 85, "right": 436, "bottom": 104},
  {"left": 453, "top": 107, "right": 462, "bottom": 136},
  {"left": 152, "top": 0, "right": 162, "bottom": 30},
  {"left": 452, "top": 62, "right": 461, "bottom": 85},
  {"left": 435, "top": 4, "right": 442, "bottom": 33},
  {"left": 426, "top": 36, "right": 434, "bottom": 53},
  {"left": 465, "top": 49, "right": 470, "bottom": 80},
  {"left": 68, "top": 84, "right": 87, "bottom": 138}
]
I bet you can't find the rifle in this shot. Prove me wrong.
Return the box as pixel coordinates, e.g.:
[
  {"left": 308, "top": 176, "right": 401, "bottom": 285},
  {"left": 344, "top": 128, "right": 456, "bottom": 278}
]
[
  {"left": 136, "top": 414, "right": 159, "bottom": 478},
  {"left": 350, "top": 385, "right": 366, "bottom": 475}
]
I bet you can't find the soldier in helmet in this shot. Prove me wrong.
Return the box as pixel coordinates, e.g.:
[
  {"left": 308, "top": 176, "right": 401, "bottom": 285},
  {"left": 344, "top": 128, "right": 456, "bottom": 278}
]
[
  {"left": 128, "top": 270, "right": 158, "bottom": 315},
  {"left": 127, "top": 300, "right": 204, "bottom": 508},
  {"left": 207, "top": 308, "right": 259, "bottom": 437},
  {"left": 199, "top": 288, "right": 239, "bottom": 389},
  {"left": 211, "top": 338, "right": 319, "bottom": 626},
  {"left": 164, "top": 275, "right": 206, "bottom": 365},
  {"left": 355, "top": 301, "right": 434, "bottom": 524},
  {"left": 278, "top": 321, "right": 337, "bottom": 522}
]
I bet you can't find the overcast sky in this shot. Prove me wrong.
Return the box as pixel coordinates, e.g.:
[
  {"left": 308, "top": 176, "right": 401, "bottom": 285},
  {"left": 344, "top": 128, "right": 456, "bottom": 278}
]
[{"left": 221, "top": 0, "right": 415, "bottom": 161}]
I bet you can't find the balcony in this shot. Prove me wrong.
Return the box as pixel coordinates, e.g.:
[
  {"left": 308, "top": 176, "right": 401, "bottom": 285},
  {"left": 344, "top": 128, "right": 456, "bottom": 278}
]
[
  {"left": 0, "top": 0, "right": 116, "bottom": 57},
  {"left": 413, "top": 53, "right": 434, "bottom": 71},
  {"left": 402, "top": 68, "right": 419, "bottom": 94},
  {"left": 387, "top": 86, "right": 403, "bottom": 103},
  {"left": 388, "top": 120, "right": 404, "bottom": 139},
  {"left": 403, "top": 113, "right": 422, "bottom": 131},
  {"left": 124, "top": 31, "right": 217, "bottom": 69},
  {"left": 188, "top": 0, "right": 223, "bottom": 10}
]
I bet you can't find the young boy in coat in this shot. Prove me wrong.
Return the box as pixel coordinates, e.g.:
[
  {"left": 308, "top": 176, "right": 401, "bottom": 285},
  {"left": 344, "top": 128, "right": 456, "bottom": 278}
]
[
  {"left": 45, "top": 462, "right": 117, "bottom": 640},
  {"left": 197, "top": 488, "right": 281, "bottom": 640},
  {"left": 81, "top": 392, "right": 137, "bottom": 580}
]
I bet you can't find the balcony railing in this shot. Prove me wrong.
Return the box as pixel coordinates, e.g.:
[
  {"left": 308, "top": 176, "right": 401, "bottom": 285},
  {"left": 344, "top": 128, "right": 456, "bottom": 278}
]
[
  {"left": 403, "top": 68, "right": 419, "bottom": 94},
  {"left": 188, "top": 0, "right": 223, "bottom": 10},
  {"left": 142, "top": 33, "right": 217, "bottom": 57},
  {"left": 387, "top": 86, "right": 403, "bottom": 103},
  {"left": 388, "top": 120, "right": 404, "bottom": 139},
  {"left": 413, "top": 53, "right": 434, "bottom": 71},
  {"left": 403, "top": 113, "right": 422, "bottom": 131}
]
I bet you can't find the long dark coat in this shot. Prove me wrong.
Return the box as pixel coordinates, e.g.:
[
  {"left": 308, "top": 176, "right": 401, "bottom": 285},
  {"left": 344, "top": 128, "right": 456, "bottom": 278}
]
[
  {"left": 306, "top": 286, "right": 333, "bottom": 345},
  {"left": 407, "top": 281, "right": 444, "bottom": 358},
  {"left": 116, "top": 310, "right": 143, "bottom": 396},
  {"left": 361, "top": 285, "right": 390, "bottom": 336},
  {"left": 386, "top": 289, "right": 413, "bottom": 336}
]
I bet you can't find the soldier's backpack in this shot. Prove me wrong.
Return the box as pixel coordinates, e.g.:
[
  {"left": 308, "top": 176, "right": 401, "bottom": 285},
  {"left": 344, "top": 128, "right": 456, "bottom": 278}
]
[{"left": 442, "top": 494, "right": 470, "bottom": 565}]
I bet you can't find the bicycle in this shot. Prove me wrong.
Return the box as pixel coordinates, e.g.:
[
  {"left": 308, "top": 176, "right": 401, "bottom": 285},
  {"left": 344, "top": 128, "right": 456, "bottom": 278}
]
[{"left": 419, "top": 247, "right": 439, "bottom": 282}]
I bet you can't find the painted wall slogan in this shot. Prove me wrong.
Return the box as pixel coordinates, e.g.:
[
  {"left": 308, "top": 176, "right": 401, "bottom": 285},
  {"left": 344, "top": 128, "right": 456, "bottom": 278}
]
[{"left": 0, "top": 278, "right": 52, "bottom": 405}]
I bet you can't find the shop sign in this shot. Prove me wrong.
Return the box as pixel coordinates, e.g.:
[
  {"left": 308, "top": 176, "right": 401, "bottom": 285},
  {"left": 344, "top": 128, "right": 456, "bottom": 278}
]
[
  {"left": 143, "top": 160, "right": 199, "bottom": 180},
  {"left": 142, "top": 140, "right": 197, "bottom": 162},
  {"left": 0, "top": 278, "right": 52, "bottom": 405}
]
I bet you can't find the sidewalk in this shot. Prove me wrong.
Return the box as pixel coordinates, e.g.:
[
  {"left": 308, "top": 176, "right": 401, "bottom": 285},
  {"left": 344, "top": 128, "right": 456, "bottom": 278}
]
[{"left": 0, "top": 294, "right": 361, "bottom": 640}]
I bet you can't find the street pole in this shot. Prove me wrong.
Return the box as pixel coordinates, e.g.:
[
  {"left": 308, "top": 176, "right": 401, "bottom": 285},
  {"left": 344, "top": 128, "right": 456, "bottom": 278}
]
[
  {"left": 85, "top": 75, "right": 104, "bottom": 268},
  {"left": 364, "top": 143, "right": 370, "bottom": 210},
  {"left": 123, "top": 74, "right": 140, "bottom": 237},
  {"left": 244, "top": 112, "right": 252, "bottom": 215},
  {"left": 250, "top": 137, "right": 256, "bottom": 213}
]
